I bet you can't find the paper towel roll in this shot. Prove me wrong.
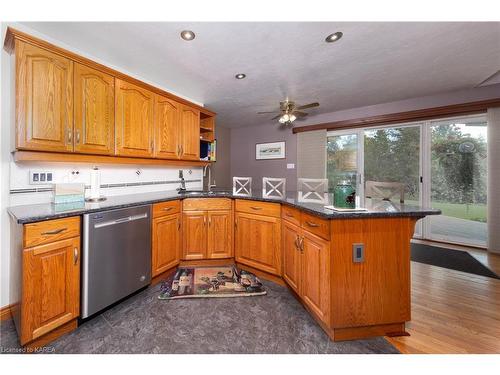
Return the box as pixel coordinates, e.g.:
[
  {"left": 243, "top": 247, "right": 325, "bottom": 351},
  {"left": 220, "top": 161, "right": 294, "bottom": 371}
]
[{"left": 90, "top": 167, "right": 101, "bottom": 199}]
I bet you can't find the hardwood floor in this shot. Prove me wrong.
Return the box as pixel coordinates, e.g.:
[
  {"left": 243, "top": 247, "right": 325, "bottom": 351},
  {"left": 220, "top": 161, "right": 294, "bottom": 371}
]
[{"left": 387, "top": 261, "right": 500, "bottom": 353}]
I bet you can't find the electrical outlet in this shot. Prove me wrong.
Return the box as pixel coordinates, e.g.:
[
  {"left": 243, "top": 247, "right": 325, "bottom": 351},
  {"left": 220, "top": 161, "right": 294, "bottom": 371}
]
[
  {"left": 287, "top": 163, "right": 295, "bottom": 169},
  {"left": 352, "top": 243, "right": 365, "bottom": 263},
  {"left": 30, "top": 170, "right": 54, "bottom": 185}
]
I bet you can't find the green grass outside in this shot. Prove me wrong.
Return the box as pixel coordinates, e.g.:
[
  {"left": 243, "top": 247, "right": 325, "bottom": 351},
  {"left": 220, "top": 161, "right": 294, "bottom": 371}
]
[{"left": 406, "top": 200, "right": 487, "bottom": 222}]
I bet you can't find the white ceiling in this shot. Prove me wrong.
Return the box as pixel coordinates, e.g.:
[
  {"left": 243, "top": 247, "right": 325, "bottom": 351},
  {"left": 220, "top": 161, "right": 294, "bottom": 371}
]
[{"left": 19, "top": 22, "right": 500, "bottom": 128}]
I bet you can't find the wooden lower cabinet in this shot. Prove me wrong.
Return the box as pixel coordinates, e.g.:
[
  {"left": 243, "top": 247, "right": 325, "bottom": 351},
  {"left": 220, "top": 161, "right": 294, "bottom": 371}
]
[
  {"left": 282, "top": 220, "right": 330, "bottom": 325},
  {"left": 21, "top": 235, "right": 80, "bottom": 345},
  {"left": 182, "top": 210, "right": 233, "bottom": 260},
  {"left": 282, "top": 221, "right": 301, "bottom": 294},
  {"left": 235, "top": 212, "right": 281, "bottom": 276},
  {"left": 301, "top": 231, "right": 330, "bottom": 324},
  {"left": 182, "top": 211, "right": 207, "bottom": 260},
  {"left": 207, "top": 210, "right": 233, "bottom": 259},
  {"left": 152, "top": 213, "right": 181, "bottom": 276}
]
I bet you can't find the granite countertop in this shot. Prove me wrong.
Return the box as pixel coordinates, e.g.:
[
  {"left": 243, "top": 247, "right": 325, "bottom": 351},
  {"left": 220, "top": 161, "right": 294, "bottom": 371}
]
[{"left": 8, "top": 189, "right": 441, "bottom": 224}]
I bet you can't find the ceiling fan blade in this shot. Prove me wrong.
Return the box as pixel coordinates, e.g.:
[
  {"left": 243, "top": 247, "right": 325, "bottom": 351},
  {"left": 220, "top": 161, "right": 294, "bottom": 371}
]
[
  {"left": 296, "top": 102, "right": 319, "bottom": 110},
  {"left": 293, "top": 111, "right": 309, "bottom": 117},
  {"left": 271, "top": 114, "right": 282, "bottom": 120}
]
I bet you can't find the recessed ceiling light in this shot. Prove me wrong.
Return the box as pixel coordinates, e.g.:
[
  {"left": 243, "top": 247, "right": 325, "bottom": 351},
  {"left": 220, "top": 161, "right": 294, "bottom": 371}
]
[
  {"left": 180, "top": 30, "right": 195, "bottom": 41},
  {"left": 325, "top": 32, "right": 343, "bottom": 43},
  {"left": 235, "top": 73, "right": 246, "bottom": 79}
]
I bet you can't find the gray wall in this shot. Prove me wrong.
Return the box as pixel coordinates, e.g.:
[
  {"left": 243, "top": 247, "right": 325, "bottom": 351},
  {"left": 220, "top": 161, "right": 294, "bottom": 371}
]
[
  {"left": 230, "top": 124, "right": 297, "bottom": 191},
  {"left": 212, "top": 125, "right": 231, "bottom": 189}
]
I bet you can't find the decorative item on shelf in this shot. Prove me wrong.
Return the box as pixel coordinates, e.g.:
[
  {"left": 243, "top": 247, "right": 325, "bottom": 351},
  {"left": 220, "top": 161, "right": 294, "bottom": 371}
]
[
  {"left": 86, "top": 166, "right": 106, "bottom": 202},
  {"left": 256, "top": 141, "right": 285, "bottom": 160},
  {"left": 53, "top": 183, "right": 85, "bottom": 204},
  {"left": 333, "top": 180, "right": 356, "bottom": 209}
]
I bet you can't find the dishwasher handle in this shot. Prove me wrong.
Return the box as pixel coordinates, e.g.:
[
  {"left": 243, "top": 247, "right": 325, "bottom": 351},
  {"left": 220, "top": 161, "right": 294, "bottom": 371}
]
[{"left": 93, "top": 213, "right": 148, "bottom": 229}]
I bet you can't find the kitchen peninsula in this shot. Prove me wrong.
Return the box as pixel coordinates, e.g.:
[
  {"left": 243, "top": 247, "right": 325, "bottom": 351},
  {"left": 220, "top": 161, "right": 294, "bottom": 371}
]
[{"left": 8, "top": 190, "right": 440, "bottom": 347}]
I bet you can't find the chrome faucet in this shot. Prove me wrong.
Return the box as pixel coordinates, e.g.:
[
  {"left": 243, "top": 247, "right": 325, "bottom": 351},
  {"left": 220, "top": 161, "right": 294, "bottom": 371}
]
[
  {"left": 177, "top": 170, "right": 186, "bottom": 191},
  {"left": 203, "top": 164, "right": 217, "bottom": 191}
]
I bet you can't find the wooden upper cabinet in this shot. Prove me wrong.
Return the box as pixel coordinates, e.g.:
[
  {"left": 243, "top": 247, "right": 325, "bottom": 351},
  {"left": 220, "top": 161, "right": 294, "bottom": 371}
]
[
  {"left": 74, "top": 63, "right": 115, "bottom": 155},
  {"left": 152, "top": 212, "right": 181, "bottom": 277},
  {"left": 207, "top": 210, "right": 233, "bottom": 259},
  {"left": 234, "top": 212, "right": 281, "bottom": 276},
  {"left": 115, "top": 79, "right": 154, "bottom": 157},
  {"left": 179, "top": 105, "right": 200, "bottom": 161},
  {"left": 182, "top": 211, "right": 207, "bottom": 260},
  {"left": 16, "top": 41, "right": 73, "bottom": 152},
  {"left": 21, "top": 237, "right": 80, "bottom": 345},
  {"left": 301, "top": 231, "right": 330, "bottom": 325},
  {"left": 154, "top": 95, "right": 181, "bottom": 159},
  {"left": 282, "top": 221, "right": 301, "bottom": 294}
]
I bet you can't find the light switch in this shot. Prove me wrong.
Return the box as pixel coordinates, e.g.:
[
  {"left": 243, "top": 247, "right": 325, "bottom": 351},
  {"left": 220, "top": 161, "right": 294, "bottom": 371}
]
[{"left": 287, "top": 163, "right": 295, "bottom": 169}]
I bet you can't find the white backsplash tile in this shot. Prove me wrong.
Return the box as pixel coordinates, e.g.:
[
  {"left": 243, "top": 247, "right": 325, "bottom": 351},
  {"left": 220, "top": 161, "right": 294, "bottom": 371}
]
[{"left": 9, "top": 162, "right": 203, "bottom": 206}]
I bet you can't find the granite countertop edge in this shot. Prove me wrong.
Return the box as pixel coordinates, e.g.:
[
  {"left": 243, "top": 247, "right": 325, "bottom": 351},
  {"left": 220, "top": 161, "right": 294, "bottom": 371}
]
[{"left": 8, "top": 190, "right": 441, "bottom": 224}]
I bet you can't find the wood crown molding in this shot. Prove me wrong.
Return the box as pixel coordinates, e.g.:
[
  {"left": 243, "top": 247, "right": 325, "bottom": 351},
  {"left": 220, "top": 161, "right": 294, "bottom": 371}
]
[
  {"left": 3, "top": 27, "right": 216, "bottom": 118},
  {"left": 13, "top": 151, "right": 212, "bottom": 167},
  {"left": 292, "top": 98, "right": 500, "bottom": 134}
]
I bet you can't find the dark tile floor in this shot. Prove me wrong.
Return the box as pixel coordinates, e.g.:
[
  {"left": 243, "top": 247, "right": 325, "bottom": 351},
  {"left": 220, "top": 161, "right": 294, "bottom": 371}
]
[{"left": 0, "top": 280, "right": 399, "bottom": 354}]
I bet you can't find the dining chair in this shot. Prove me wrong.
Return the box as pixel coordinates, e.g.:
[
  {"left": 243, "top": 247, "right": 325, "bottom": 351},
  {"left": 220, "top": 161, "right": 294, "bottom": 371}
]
[
  {"left": 262, "top": 177, "right": 286, "bottom": 199},
  {"left": 365, "top": 181, "right": 405, "bottom": 203},
  {"left": 297, "top": 178, "right": 329, "bottom": 204},
  {"left": 233, "top": 177, "right": 252, "bottom": 196}
]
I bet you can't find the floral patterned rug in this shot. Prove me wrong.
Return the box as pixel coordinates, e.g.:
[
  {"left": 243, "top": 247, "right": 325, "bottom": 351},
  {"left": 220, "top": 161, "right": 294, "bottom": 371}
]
[{"left": 158, "top": 265, "right": 267, "bottom": 300}]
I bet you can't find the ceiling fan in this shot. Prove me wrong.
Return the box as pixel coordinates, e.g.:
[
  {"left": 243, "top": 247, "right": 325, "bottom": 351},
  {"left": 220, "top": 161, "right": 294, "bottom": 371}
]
[{"left": 257, "top": 100, "right": 319, "bottom": 126}]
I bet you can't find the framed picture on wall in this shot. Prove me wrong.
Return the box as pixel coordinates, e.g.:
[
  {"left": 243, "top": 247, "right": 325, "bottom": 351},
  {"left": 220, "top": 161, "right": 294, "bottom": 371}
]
[{"left": 255, "top": 141, "right": 286, "bottom": 160}]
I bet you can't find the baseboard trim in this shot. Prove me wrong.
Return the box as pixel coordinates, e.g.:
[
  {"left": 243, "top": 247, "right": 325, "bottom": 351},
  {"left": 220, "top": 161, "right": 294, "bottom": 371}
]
[{"left": 0, "top": 304, "right": 13, "bottom": 321}]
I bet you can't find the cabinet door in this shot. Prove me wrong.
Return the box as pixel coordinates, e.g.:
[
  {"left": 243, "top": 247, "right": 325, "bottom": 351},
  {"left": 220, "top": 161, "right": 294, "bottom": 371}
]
[
  {"left": 154, "top": 95, "right": 181, "bottom": 159},
  {"left": 182, "top": 211, "right": 207, "bottom": 260},
  {"left": 152, "top": 213, "right": 181, "bottom": 277},
  {"left": 301, "top": 231, "right": 330, "bottom": 324},
  {"left": 282, "top": 221, "right": 301, "bottom": 294},
  {"left": 74, "top": 63, "right": 114, "bottom": 155},
  {"left": 235, "top": 212, "right": 281, "bottom": 275},
  {"left": 16, "top": 41, "right": 73, "bottom": 152},
  {"left": 115, "top": 79, "right": 154, "bottom": 157},
  {"left": 207, "top": 210, "right": 233, "bottom": 259},
  {"left": 21, "top": 237, "right": 80, "bottom": 345},
  {"left": 179, "top": 105, "right": 200, "bottom": 160}
]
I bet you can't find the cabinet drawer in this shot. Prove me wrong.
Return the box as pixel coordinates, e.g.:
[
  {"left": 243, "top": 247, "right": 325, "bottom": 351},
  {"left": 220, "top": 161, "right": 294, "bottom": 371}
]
[
  {"left": 281, "top": 205, "right": 301, "bottom": 226},
  {"left": 24, "top": 216, "right": 81, "bottom": 248},
  {"left": 183, "top": 198, "right": 232, "bottom": 211},
  {"left": 301, "top": 212, "right": 330, "bottom": 240},
  {"left": 235, "top": 199, "right": 281, "bottom": 218},
  {"left": 153, "top": 200, "right": 181, "bottom": 218}
]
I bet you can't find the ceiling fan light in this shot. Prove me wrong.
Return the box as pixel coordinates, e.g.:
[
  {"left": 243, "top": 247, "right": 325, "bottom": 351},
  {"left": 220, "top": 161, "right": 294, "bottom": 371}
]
[
  {"left": 289, "top": 114, "right": 297, "bottom": 122},
  {"left": 278, "top": 116, "right": 287, "bottom": 124}
]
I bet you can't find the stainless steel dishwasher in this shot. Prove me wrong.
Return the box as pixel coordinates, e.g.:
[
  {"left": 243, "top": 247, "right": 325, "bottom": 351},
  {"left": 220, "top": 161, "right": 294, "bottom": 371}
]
[{"left": 82, "top": 205, "right": 152, "bottom": 318}]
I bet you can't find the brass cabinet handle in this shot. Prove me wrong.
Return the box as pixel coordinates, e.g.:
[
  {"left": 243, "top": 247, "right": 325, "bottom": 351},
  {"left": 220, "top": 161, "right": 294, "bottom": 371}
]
[
  {"left": 162, "top": 207, "right": 173, "bottom": 211},
  {"left": 305, "top": 221, "right": 319, "bottom": 228},
  {"left": 73, "top": 248, "right": 78, "bottom": 265},
  {"left": 294, "top": 235, "right": 300, "bottom": 250},
  {"left": 177, "top": 220, "right": 181, "bottom": 231},
  {"left": 41, "top": 228, "right": 67, "bottom": 235},
  {"left": 250, "top": 206, "right": 262, "bottom": 210},
  {"left": 180, "top": 145, "right": 183, "bottom": 156},
  {"left": 67, "top": 128, "right": 72, "bottom": 144},
  {"left": 203, "top": 216, "right": 206, "bottom": 226},
  {"left": 285, "top": 212, "right": 294, "bottom": 217},
  {"left": 76, "top": 130, "right": 80, "bottom": 144},
  {"left": 151, "top": 140, "right": 154, "bottom": 151},
  {"left": 208, "top": 217, "right": 212, "bottom": 226},
  {"left": 299, "top": 236, "right": 305, "bottom": 252}
]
